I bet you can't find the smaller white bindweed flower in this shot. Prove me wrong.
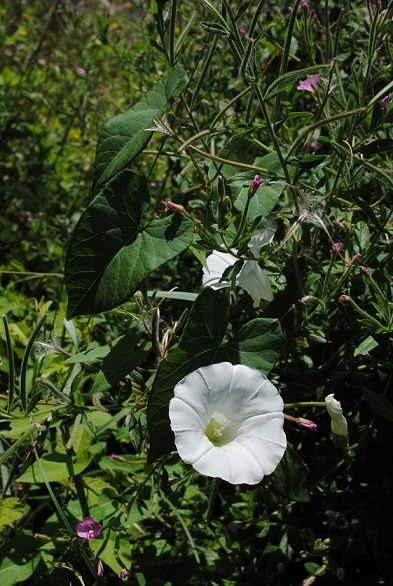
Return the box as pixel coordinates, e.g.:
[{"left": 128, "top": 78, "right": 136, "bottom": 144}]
[
  {"left": 169, "top": 362, "right": 286, "bottom": 484},
  {"left": 325, "top": 394, "right": 349, "bottom": 447},
  {"left": 202, "top": 228, "right": 274, "bottom": 303}
]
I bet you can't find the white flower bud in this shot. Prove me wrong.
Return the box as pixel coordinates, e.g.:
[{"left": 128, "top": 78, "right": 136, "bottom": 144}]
[{"left": 325, "top": 394, "right": 348, "bottom": 446}]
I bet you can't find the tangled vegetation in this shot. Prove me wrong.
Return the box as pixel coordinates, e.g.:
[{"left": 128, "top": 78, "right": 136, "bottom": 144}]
[{"left": 1, "top": 1, "right": 393, "bottom": 584}]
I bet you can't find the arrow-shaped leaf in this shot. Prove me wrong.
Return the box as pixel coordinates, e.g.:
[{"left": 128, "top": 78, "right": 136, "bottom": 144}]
[
  {"left": 65, "top": 169, "right": 194, "bottom": 318},
  {"left": 92, "top": 63, "right": 187, "bottom": 192}
]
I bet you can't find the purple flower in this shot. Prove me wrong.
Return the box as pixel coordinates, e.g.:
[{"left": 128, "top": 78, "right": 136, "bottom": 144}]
[
  {"left": 300, "top": 0, "right": 308, "bottom": 11},
  {"left": 332, "top": 242, "right": 341, "bottom": 253},
  {"left": 75, "top": 517, "right": 102, "bottom": 540},
  {"left": 252, "top": 175, "right": 264, "bottom": 188},
  {"left": 248, "top": 175, "right": 264, "bottom": 197},
  {"left": 119, "top": 569, "right": 130, "bottom": 579},
  {"left": 74, "top": 66, "right": 86, "bottom": 76},
  {"left": 310, "top": 141, "right": 317, "bottom": 150},
  {"left": 352, "top": 252, "right": 362, "bottom": 262},
  {"left": 297, "top": 73, "right": 320, "bottom": 94},
  {"left": 238, "top": 23, "right": 246, "bottom": 35},
  {"left": 379, "top": 96, "right": 389, "bottom": 109},
  {"left": 333, "top": 219, "right": 345, "bottom": 230}
]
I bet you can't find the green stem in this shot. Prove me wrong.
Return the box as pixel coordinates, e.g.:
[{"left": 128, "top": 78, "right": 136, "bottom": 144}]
[
  {"left": 284, "top": 402, "right": 327, "bottom": 408},
  {"left": 206, "top": 477, "right": 221, "bottom": 523},
  {"left": 252, "top": 83, "right": 295, "bottom": 209},
  {"left": 169, "top": 0, "right": 178, "bottom": 66}
]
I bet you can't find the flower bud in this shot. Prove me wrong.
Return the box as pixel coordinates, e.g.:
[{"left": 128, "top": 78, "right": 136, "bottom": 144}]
[
  {"left": 164, "top": 200, "right": 186, "bottom": 214},
  {"left": 218, "top": 195, "right": 232, "bottom": 230},
  {"left": 247, "top": 175, "right": 264, "bottom": 198},
  {"left": 325, "top": 394, "right": 348, "bottom": 447}
]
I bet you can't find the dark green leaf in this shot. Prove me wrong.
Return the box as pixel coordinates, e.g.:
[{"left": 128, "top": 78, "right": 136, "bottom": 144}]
[
  {"left": 218, "top": 318, "right": 284, "bottom": 373},
  {"left": 92, "top": 63, "right": 187, "bottom": 192},
  {"left": 65, "top": 170, "right": 194, "bottom": 318},
  {"left": 272, "top": 446, "right": 310, "bottom": 502},
  {"left": 354, "top": 335, "right": 378, "bottom": 357},
  {"left": 291, "top": 154, "right": 328, "bottom": 169},
  {"left": 363, "top": 389, "right": 393, "bottom": 422},
  {"left": 90, "top": 332, "right": 151, "bottom": 395},
  {"left": 355, "top": 139, "right": 393, "bottom": 155},
  {"left": 200, "top": 21, "right": 233, "bottom": 37}
]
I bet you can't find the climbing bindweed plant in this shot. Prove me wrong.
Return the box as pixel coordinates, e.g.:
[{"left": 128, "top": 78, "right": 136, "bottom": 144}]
[{"left": 2, "top": 0, "right": 393, "bottom": 583}]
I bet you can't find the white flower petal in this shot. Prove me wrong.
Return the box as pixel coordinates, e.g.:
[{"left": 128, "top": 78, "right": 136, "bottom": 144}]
[
  {"left": 248, "top": 228, "right": 275, "bottom": 258},
  {"left": 237, "top": 261, "right": 273, "bottom": 303},
  {"left": 193, "top": 442, "right": 264, "bottom": 485},
  {"left": 202, "top": 250, "right": 238, "bottom": 289},
  {"left": 169, "top": 362, "right": 286, "bottom": 484},
  {"left": 169, "top": 430, "right": 214, "bottom": 464}
]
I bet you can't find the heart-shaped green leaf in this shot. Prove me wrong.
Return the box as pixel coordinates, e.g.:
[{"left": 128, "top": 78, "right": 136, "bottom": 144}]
[{"left": 65, "top": 169, "right": 194, "bottom": 318}]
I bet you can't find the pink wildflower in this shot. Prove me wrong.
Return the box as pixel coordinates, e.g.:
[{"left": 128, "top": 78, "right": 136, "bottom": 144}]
[
  {"left": 297, "top": 74, "right": 320, "bottom": 94},
  {"left": 75, "top": 517, "right": 102, "bottom": 540}
]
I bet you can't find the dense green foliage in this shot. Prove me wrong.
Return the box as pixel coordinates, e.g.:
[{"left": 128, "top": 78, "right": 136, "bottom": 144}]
[{"left": 1, "top": 1, "right": 393, "bottom": 585}]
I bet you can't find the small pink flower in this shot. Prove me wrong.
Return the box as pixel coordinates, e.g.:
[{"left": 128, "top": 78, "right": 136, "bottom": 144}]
[
  {"left": 252, "top": 175, "right": 264, "bottom": 188},
  {"left": 332, "top": 242, "right": 341, "bottom": 253},
  {"left": 238, "top": 23, "right": 246, "bottom": 34},
  {"left": 248, "top": 175, "right": 264, "bottom": 197},
  {"left": 352, "top": 252, "right": 362, "bottom": 262},
  {"left": 119, "top": 569, "right": 130, "bottom": 579},
  {"left": 310, "top": 141, "right": 317, "bottom": 150},
  {"left": 75, "top": 517, "right": 102, "bottom": 540},
  {"left": 334, "top": 219, "right": 345, "bottom": 230},
  {"left": 74, "top": 66, "right": 86, "bottom": 76},
  {"left": 298, "top": 295, "right": 311, "bottom": 305},
  {"left": 297, "top": 73, "right": 320, "bottom": 94}
]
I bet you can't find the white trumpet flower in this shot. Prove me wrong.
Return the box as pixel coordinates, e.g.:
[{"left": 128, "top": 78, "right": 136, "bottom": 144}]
[{"left": 169, "top": 362, "right": 286, "bottom": 485}]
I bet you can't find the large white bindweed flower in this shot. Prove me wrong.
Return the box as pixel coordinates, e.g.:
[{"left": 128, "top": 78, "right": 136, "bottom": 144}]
[
  {"left": 169, "top": 362, "right": 286, "bottom": 484},
  {"left": 202, "top": 228, "right": 274, "bottom": 303}
]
